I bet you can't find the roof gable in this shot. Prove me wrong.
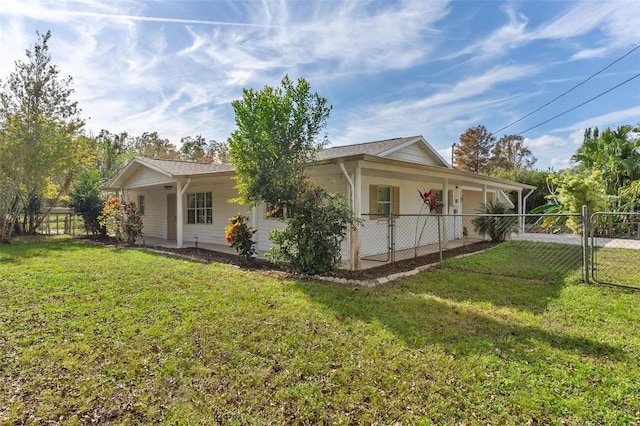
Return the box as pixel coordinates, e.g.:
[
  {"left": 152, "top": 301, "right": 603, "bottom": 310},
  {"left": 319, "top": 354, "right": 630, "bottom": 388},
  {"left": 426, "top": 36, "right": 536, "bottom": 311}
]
[{"left": 318, "top": 135, "right": 450, "bottom": 167}]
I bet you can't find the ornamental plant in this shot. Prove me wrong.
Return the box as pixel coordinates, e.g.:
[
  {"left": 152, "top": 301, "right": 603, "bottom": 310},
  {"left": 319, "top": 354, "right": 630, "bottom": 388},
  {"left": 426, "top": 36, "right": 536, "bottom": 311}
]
[
  {"left": 98, "top": 196, "right": 143, "bottom": 244},
  {"left": 225, "top": 213, "right": 257, "bottom": 260},
  {"left": 472, "top": 201, "right": 518, "bottom": 242}
]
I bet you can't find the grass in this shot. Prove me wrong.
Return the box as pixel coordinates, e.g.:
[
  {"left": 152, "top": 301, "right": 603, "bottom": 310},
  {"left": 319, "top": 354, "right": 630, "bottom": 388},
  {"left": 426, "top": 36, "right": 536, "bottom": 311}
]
[{"left": 1, "top": 236, "right": 639, "bottom": 424}]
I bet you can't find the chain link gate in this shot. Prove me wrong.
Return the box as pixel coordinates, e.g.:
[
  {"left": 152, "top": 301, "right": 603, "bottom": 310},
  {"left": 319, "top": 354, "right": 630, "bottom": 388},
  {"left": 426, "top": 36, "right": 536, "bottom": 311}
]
[{"left": 590, "top": 212, "right": 640, "bottom": 289}]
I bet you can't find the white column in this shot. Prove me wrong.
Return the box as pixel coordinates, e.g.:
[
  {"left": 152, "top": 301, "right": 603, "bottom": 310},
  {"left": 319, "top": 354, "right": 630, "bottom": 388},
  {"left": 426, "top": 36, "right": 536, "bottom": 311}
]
[
  {"left": 482, "top": 184, "right": 487, "bottom": 211},
  {"left": 176, "top": 181, "right": 183, "bottom": 248},
  {"left": 442, "top": 179, "right": 449, "bottom": 248},
  {"left": 353, "top": 162, "right": 362, "bottom": 270}
]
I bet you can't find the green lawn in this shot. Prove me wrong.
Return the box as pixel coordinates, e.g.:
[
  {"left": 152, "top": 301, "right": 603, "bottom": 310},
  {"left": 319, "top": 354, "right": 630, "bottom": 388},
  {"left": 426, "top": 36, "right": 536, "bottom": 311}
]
[{"left": 1, "top": 236, "right": 639, "bottom": 424}]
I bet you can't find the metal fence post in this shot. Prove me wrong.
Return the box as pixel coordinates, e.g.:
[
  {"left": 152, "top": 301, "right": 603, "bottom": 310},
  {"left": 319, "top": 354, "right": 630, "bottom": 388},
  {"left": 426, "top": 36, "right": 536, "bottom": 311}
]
[
  {"left": 582, "top": 205, "right": 590, "bottom": 284},
  {"left": 438, "top": 215, "right": 443, "bottom": 266}
]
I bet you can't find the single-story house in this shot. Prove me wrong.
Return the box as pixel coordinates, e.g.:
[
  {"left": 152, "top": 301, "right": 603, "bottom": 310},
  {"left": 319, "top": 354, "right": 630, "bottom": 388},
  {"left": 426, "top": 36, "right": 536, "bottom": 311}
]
[{"left": 106, "top": 135, "right": 536, "bottom": 270}]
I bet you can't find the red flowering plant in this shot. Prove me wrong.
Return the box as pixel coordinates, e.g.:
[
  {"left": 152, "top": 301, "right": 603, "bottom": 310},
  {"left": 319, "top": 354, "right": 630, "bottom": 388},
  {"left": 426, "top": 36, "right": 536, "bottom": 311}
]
[{"left": 418, "top": 189, "right": 442, "bottom": 213}]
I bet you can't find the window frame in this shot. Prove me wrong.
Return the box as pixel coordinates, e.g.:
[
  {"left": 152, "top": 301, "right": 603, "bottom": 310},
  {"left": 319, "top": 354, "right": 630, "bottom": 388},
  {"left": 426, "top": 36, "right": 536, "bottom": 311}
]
[
  {"left": 369, "top": 185, "right": 399, "bottom": 219},
  {"left": 186, "top": 191, "right": 213, "bottom": 225},
  {"left": 137, "top": 195, "right": 145, "bottom": 215}
]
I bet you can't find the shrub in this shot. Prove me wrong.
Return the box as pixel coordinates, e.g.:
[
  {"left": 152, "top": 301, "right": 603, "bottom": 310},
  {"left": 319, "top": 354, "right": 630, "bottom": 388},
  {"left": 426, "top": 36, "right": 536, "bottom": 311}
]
[
  {"left": 472, "top": 201, "right": 518, "bottom": 242},
  {"left": 267, "top": 184, "right": 357, "bottom": 275},
  {"left": 68, "top": 170, "right": 106, "bottom": 236},
  {"left": 98, "top": 196, "right": 143, "bottom": 244},
  {"left": 225, "top": 213, "right": 257, "bottom": 260}
]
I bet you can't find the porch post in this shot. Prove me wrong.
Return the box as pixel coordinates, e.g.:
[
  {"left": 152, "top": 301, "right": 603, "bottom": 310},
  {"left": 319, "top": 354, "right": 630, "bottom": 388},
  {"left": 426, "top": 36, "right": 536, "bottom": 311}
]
[
  {"left": 482, "top": 184, "right": 487, "bottom": 211},
  {"left": 351, "top": 162, "right": 362, "bottom": 270},
  {"left": 517, "top": 189, "right": 524, "bottom": 232},
  {"left": 176, "top": 178, "right": 192, "bottom": 249},
  {"left": 442, "top": 179, "right": 449, "bottom": 249},
  {"left": 176, "top": 181, "right": 184, "bottom": 248}
]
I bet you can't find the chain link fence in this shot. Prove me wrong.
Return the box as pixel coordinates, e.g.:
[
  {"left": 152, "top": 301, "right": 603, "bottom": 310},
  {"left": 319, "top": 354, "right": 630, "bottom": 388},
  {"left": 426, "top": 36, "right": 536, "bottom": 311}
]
[
  {"left": 360, "top": 210, "right": 639, "bottom": 288},
  {"left": 590, "top": 212, "right": 640, "bottom": 289}
]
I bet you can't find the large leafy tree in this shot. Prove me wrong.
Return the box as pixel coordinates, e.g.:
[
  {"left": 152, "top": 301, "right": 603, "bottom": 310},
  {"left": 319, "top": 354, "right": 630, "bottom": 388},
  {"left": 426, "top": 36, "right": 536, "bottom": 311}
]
[
  {"left": 454, "top": 125, "right": 495, "bottom": 173},
  {"left": 95, "top": 130, "right": 135, "bottom": 183},
  {"left": 134, "top": 131, "right": 179, "bottom": 159},
  {"left": 229, "top": 75, "right": 331, "bottom": 207},
  {"left": 489, "top": 134, "right": 537, "bottom": 173},
  {"left": 179, "top": 135, "right": 230, "bottom": 164},
  {"left": 0, "top": 30, "right": 88, "bottom": 238},
  {"left": 228, "top": 75, "right": 356, "bottom": 274}
]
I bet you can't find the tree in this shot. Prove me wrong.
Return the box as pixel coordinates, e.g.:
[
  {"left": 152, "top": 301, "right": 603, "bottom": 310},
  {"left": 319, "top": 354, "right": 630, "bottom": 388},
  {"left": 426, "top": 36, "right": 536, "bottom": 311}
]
[
  {"left": 489, "top": 134, "right": 537, "bottom": 172},
  {"left": 95, "top": 130, "right": 135, "bottom": 182},
  {"left": 572, "top": 125, "right": 640, "bottom": 196},
  {"left": 228, "top": 75, "right": 356, "bottom": 274},
  {"left": 454, "top": 125, "right": 495, "bottom": 173},
  {"left": 178, "top": 135, "right": 230, "bottom": 163},
  {"left": 134, "top": 131, "right": 179, "bottom": 159},
  {"left": 179, "top": 135, "right": 208, "bottom": 162},
  {"left": 548, "top": 169, "right": 609, "bottom": 233},
  {"left": 494, "top": 168, "right": 553, "bottom": 213},
  {"left": 67, "top": 170, "right": 106, "bottom": 235},
  {"left": 0, "top": 30, "right": 87, "bottom": 237},
  {"left": 229, "top": 75, "right": 332, "bottom": 207}
]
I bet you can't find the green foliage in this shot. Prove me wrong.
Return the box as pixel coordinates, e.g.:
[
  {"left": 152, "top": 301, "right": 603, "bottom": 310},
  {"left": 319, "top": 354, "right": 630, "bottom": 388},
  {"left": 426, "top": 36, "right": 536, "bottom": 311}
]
[
  {"left": 224, "top": 212, "right": 257, "bottom": 260},
  {"left": 228, "top": 75, "right": 332, "bottom": 207},
  {"left": 228, "top": 75, "right": 355, "bottom": 274},
  {"left": 494, "top": 169, "right": 553, "bottom": 212},
  {"left": 0, "top": 30, "right": 88, "bottom": 236},
  {"left": 572, "top": 124, "right": 640, "bottom": 197},
  {"left": 549, "top": 169, "right": 609, "bottom": 233},
  {"left": 98, "top": 196, "right": 143, "bottom": 244},
  {"left": 489, "top": 134, "right": 537, "bottom": 172},
  {"left": 67, "top": 170, "right": 106, "bottom": 235},
  {"left": 267, "top": 184, "right": 356, "bottom": 274},
  {"left": 472, "top": 201, "right": 518, "bottom": 242}
]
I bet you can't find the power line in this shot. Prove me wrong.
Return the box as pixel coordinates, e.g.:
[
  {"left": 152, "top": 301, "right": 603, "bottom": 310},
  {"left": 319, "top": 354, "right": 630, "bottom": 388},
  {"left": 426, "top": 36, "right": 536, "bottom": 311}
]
[
  {"left": 516, "top": 72, "right": 640, "bottom": 135},
  {"left": 492, "top": 44, "right": 640, "bottom": 135}
]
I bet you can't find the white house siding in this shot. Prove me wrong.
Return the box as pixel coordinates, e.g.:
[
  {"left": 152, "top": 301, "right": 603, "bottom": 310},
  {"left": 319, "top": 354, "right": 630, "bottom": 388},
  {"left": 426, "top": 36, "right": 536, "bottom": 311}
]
[
  {"left": 128, "top": 188, "right": 168, "bottom": 239},
  {"left": 180, "top": 181, "right": 249, "bottom": 246},
  {"left": 386, "top": 144, "right": 439, "bottom": 166},
  {"left": 360, "top": 174, "right": 445, "bottom": 258},
  {"left": 126, "top": 167, "right": 173, "bottom": 188}
]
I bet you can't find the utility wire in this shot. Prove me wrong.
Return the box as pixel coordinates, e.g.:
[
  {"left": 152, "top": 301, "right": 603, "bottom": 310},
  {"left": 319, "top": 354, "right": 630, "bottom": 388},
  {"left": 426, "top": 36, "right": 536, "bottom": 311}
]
[
  {"left": 516, "top": 72, "right": 640, "bottom": 135},
  {"left": 492, "top": 44, "right": 640, "bottom": 135}
]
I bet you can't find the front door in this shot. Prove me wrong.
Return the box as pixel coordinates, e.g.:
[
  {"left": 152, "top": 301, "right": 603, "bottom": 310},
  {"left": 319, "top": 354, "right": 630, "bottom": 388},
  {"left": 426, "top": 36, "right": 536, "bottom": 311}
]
[{"left": 167, "top": 194, "right": 177, "bottom": 240}]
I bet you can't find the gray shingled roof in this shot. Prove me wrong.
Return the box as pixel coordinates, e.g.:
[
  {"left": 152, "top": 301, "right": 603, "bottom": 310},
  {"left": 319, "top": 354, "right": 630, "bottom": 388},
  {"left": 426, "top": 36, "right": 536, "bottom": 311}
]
[
  {"left": 138, "top": 157, "right": 235, "bottom": 176},
  {"left": 316, "top": 136, "right": 417, "bottom": 161},
  {"left": 135, "top": 136, "right": 421, "bottom": 176}
]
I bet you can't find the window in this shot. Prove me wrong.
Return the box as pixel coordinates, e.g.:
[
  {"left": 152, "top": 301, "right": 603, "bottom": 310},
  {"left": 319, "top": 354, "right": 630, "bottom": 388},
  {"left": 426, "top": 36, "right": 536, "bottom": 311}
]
[
  {"left": 187, "top": 192, "right": 213, "bottom": 224},
  {"left": 137, "top": 195, "right": 145, "bottom": 215},
  {"left": 369, "top": 185, "right": 399, "bottom": 219},
  {"left": 266, "top": 203, "right": 294, "bottom": 219}
]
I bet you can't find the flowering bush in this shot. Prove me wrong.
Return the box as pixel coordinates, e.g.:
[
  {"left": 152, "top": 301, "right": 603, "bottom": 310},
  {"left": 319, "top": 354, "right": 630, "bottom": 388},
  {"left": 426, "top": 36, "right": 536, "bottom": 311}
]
[
  {"left": 225, "top": 213, "right": 257, "bottom": 260},
  {"left": 98, "top": 196, "right": 143, "bottom": 244}
]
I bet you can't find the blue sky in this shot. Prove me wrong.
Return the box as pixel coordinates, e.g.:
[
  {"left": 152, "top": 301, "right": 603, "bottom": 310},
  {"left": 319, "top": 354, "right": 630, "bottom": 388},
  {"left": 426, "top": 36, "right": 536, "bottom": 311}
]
[{"left": 1, "top": 0, "right": 638, "bottom": 170}]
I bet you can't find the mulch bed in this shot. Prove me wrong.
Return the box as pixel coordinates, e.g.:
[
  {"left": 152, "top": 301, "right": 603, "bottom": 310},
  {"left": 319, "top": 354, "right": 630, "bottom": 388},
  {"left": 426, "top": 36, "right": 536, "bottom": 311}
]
[
  {"left": 148, "top": 241, "right": 498, "bottom": 281},
  {"left": 79, "top": 235, "right": 496, "bottom": 281}
]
